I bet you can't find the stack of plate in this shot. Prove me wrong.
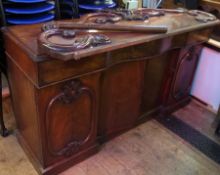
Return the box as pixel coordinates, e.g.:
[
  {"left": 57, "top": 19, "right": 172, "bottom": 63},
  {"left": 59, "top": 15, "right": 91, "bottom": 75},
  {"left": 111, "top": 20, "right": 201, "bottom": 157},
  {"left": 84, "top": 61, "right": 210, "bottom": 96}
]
[
  {"left": 2, "top": 0, "right": 55, "bottom": 25},
  {"left": 59, "top": 0, "right": 79, "bottom": 19},
  {"left": 78, "top": 0, "right": 116, "bottom": 14}
]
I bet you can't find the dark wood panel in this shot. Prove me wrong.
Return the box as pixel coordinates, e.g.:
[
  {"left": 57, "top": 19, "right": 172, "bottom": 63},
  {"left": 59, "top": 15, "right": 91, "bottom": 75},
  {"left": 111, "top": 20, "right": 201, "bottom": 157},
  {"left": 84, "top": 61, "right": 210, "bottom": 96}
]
[
  {"left": 186, "top": 29, "right": 212, "bottom": 46},
  {"left": 38, "top": 54, "right": 105, "bottom": 86},
  {"left": 162, "top": 45, "right": 202, "bottom": 113},
  {"left": 46, "top": 82, "right": 94, "bottom": 156},
  {"left": 36, "top": 74, "right": 100, "bottom": 167},
  {"left": 140, "top": 53, "right": 171, "bottom": 118},
  {"left": 2, "top": 10, "right": 219, "bottom": 175},
  {"left": 172, "top": 46, "right": 202, "bottom": 100},
  {"left": 99, "top": 61, "right": 145, "bottom": 139},
  {"left": 7, "top": 57, "right": 43, "bottom": 164},
  {"left": 4, "top": 34, "right": 38, "bottom": 85}
]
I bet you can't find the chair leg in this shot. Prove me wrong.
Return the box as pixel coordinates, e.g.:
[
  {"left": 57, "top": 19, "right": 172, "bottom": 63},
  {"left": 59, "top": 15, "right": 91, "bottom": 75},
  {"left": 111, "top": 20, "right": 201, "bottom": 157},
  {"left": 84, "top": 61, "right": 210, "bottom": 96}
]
[
  {"left": 0, "top": 73, "right": 9, "bottom": 137},
  {"left": 215, "top": 104, "right": 220, "bottom": 136},
  {"left": 215, "top": 122, "right": 220, "bottom": 136},
  {"left": 0, "top": 111, "right": 9, "bottom": 137}
]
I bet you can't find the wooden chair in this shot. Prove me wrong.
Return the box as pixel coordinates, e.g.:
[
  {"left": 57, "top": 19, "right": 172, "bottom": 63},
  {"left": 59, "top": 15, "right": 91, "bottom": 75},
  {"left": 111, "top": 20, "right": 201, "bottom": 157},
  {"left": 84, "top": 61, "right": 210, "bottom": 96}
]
[
  {"left": 215, "top": 106, "right": 220, "bottom": 136},
  {"left": 0, "top": 67, "right": 9, "bottom": 137},
  {"left": 0, "top": 0, "right": 78, "bottom": 137},
  {"left": 216, "top": 123, "right": 220, "bottom": 135},
  {"left": 0, "top": 1, "right": 9, "bottom": 137}
]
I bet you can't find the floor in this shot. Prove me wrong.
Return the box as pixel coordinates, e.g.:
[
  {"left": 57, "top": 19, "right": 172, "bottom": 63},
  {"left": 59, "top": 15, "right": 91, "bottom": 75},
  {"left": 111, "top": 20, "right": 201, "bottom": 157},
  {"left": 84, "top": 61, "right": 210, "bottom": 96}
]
[
  {"left": 0, "top": 99, "right": 220, "bottom": 175},
  {"left": 174, "top": 99, "right": 220, "bottom": 145}
]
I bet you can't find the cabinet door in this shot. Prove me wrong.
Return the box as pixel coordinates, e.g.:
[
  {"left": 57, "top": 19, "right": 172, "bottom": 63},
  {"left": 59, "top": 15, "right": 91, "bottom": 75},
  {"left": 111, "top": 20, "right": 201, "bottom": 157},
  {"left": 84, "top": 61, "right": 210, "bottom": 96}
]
[
  {"left": 172, "top": 46, "right": 202, "bottom": 101},
  {"left": 37, "top": 74, "right": 100, "bottom": 166},
  {"left": 163, "top": 45, "right": 202, "bottom": 111},
  {"left": 140, "top": 53, "right": 170, "bottom": 118},
  {"left": 99, "top": 62, "right": 145, "bottom": 138}
]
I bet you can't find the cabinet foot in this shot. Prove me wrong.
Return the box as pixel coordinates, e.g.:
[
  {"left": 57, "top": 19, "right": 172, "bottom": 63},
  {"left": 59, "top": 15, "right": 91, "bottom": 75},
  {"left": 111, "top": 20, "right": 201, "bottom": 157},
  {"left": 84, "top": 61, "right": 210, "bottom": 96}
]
[
  {"left": 1, "top": 127, "right": 10, "bottom": 137},
  {"left": 0, "top": 114, "right": 10, "bottom": 137}
]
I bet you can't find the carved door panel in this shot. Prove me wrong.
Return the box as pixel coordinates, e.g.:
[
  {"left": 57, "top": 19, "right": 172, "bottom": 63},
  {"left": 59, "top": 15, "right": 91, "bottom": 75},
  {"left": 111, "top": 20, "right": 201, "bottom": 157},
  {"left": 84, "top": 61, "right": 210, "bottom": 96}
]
[
  {"left": 99, "top": 62, "right": 145, "bottom": 138},
  {"left": 162, "top": 45, "right": 203, "bottom": 111},
  {"left": 171, "top": 46, "right": 202, "bottom": 101},
  {"left": 37, "top": 74, "right": 100, "bottom": 165}
]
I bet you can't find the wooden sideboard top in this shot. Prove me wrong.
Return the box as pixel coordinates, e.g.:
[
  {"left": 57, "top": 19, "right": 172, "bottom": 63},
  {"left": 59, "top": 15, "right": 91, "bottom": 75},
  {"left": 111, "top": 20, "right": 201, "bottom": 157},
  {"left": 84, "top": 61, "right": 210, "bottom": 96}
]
[
  {"left": 2, "top": 11, "right": 220, "bottom": 62},
  {"left": 2, "top": 10, "right": 220, "bottom": 87}
]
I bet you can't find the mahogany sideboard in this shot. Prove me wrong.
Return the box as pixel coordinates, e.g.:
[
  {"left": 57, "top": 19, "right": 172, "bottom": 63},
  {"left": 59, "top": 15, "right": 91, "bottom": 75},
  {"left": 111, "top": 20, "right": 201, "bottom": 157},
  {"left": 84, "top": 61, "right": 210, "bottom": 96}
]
[{"left": 2, "top": 10, "right": 220, "bottom": 175}]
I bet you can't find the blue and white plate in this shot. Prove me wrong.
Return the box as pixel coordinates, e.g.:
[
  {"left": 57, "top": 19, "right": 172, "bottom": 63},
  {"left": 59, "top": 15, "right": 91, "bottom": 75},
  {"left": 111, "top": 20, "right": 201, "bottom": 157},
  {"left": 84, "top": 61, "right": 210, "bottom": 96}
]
[
  {"left": 5, "top": 3, "right": 54, "bottom": 14},
  {"left": 7, "top": 13, "right": 55, "bottom": 24},
  {"left": 7, "top": 0, "right": 46, "bottom": 3}
]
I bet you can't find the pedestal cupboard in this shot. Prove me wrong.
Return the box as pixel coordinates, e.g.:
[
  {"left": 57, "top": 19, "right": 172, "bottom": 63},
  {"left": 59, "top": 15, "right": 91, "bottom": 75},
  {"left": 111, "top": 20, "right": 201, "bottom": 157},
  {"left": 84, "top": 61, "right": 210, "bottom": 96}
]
[{"left": 2, "top": 12, "right": 219, "bottom": 175}]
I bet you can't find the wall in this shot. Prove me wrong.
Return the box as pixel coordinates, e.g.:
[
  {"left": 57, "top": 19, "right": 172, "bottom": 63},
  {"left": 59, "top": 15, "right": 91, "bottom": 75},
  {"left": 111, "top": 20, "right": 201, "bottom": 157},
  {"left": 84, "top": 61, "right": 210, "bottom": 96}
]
[{"left": 191, "top": 47, "right": 220, "bottom": 112}]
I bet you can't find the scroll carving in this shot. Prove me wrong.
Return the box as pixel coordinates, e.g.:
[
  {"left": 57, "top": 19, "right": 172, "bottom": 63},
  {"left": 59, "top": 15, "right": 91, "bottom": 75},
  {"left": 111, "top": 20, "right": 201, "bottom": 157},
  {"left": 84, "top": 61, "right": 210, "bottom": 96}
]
[
  {"left": 83, "top": 9, "right": 216, "bottom": 24},
  {"left": 39, "top": 28, "right": 111, "bottom": 59},
  {"left": 46, "top": 79, "right": 96, "bottom": 157}
]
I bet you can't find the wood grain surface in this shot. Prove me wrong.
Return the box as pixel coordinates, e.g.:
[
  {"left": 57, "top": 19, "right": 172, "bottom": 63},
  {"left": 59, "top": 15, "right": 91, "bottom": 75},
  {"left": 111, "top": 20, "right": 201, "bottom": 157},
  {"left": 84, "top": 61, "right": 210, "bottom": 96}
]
[
  {"left": 1, "top": 99, "right": 220, "bottom": 175},
  {"left": 2, "top": 10, "right": 220, "bottom": 174}
]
